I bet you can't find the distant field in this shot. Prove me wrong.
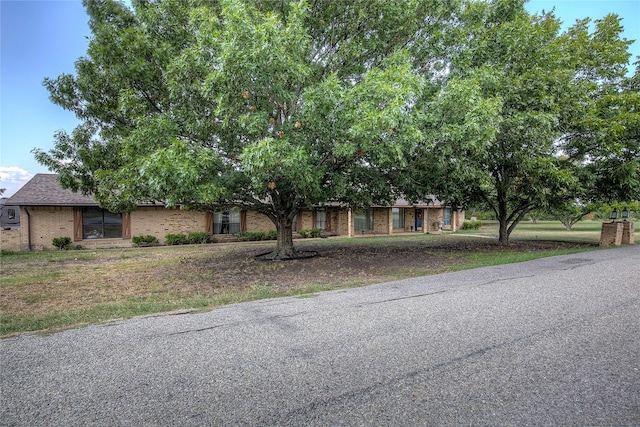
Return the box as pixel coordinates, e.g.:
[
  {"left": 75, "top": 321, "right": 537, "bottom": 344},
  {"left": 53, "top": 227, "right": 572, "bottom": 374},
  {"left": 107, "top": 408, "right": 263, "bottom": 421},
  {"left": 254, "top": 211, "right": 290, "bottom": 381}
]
[{"left": 459, "top": 220, "right": 608, "bottom": 243}]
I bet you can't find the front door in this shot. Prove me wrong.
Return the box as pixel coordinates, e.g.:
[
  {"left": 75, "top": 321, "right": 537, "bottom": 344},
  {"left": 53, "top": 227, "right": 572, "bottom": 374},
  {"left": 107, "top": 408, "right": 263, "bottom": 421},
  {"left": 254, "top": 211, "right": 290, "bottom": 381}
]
[{"left": 415, "top": 209, "right": 422, "bottom": 231}]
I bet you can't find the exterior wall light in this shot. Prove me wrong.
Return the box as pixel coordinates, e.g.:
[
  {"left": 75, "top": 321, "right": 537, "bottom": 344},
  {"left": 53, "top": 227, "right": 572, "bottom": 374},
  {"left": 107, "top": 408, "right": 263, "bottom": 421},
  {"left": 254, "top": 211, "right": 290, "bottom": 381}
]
[
  {"left": 609, "top": 209, "right": 619, "bottom": 222},
  {"left": 621, "top": 207, "right": 630, "bottom": 221}
]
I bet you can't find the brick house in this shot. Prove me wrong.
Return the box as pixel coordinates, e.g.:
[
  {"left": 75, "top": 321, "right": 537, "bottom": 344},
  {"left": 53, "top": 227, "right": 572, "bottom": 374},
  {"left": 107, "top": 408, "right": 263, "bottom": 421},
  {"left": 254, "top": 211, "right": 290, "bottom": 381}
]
[{"left": 2, "top": 174, "right": 463, "bottom": 251}]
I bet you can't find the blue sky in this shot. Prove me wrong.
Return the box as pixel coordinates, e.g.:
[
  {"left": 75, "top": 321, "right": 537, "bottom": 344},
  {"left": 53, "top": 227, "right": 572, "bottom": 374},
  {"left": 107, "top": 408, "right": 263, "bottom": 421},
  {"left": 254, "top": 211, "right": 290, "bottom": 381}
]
[{"left": 1, "top": 0, "right": 639, "bottom": 197}]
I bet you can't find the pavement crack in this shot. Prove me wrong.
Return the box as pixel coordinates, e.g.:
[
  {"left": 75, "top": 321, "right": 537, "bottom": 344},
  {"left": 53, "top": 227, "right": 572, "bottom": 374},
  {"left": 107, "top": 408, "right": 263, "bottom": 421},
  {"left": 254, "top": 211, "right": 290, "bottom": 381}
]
[
  {"left": 477, "top": 275, "right": 536, "bottom": 287},
  {"left": 164, "top": 312, "right": 307, "bottom": 336},
  {"left": 563, "top": 261, "right": 597, "bottom": 271},
  {"left": 360, "top": 290, "right": 447, "bottom": 306},
  {"left": 165, "top": 323, "right": 236, "bottom": 336}
]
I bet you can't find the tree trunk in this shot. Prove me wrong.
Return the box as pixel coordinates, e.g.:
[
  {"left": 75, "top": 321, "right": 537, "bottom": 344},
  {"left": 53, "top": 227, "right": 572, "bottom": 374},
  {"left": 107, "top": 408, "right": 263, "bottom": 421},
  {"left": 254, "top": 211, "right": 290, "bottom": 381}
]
[
  {"left": 497, "top": 190, "right": 510, "bottom": 246},
  {"left": 498, "top": 216, "right": 509, "bottom": 246},
  {"left": 272, "top": 214, "right": 297, "bottom": 259},
  {"left": 564, "top": 214, "right": 572, "bottom": 231}
]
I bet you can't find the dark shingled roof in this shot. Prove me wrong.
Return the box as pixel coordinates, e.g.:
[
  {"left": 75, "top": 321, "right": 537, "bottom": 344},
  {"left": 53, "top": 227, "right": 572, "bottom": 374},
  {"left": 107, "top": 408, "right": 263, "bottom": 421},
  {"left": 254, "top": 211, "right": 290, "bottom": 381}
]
[
  {"left": 6, "top": 174, "right": 98, "bottom": 207},
  {"left": 7, "top": 174, "right": 445, "bottom": 210}
]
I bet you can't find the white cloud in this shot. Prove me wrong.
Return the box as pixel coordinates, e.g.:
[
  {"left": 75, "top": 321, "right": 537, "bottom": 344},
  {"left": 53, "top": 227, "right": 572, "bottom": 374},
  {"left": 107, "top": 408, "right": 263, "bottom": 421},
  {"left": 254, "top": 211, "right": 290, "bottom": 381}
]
[{"left": 0, "top": 167, "right": 34, "bottom": 198}]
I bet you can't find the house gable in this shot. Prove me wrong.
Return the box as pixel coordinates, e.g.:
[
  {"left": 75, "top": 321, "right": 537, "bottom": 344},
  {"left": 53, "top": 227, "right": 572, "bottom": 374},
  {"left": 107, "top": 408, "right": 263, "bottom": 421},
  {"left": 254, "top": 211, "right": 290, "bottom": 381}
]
[{"left": 6, "top": 174, "right": 97, "bottom": 207}]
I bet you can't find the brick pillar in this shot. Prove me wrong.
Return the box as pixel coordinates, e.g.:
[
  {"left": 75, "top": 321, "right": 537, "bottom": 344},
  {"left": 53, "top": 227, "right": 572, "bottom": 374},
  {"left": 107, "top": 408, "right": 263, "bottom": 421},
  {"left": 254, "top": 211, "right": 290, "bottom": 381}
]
[
  {"left": 422, "top": 209, "right": 428, "bottom": 234},
  {"left": 621, "top": 221, "right": 635, "bottom": 245},
  {"left": 600, "top": 222, "right": 623, "bottom": 247}
]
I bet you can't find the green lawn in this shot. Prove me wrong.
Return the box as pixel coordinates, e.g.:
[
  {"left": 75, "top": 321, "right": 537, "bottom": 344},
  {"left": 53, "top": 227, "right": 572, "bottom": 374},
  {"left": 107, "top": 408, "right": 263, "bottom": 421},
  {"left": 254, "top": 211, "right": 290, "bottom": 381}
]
[{"left": 457, "top": 219, "right": 607, "bottom": 243}]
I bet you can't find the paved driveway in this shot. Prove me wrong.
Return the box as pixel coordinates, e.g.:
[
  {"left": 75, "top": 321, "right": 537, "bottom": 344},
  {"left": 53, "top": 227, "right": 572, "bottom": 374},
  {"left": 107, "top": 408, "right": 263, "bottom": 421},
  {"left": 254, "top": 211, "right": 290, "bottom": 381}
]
[{"left": 2, "top": 245, "right": 639, "bottom": 426}]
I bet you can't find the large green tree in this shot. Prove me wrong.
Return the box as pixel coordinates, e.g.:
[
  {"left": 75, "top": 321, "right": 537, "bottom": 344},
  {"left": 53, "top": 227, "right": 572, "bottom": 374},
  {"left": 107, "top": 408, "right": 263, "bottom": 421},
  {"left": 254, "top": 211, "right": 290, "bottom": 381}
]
[
  {"left": 35, "top": 0, "right": 455, "bottom": 258},
  {"left": 562, "top": 60, "right": 640, "bottom": 206},
  {"left": 405, "top": 0, "right": 634, "bottom": 245},
  {"left": 550, "top": 19, "right": 639, "bottom": 228}
]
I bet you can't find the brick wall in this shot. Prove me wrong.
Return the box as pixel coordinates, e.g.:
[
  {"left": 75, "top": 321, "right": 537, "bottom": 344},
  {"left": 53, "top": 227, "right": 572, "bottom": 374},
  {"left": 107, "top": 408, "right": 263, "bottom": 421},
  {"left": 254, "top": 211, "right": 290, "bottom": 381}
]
[
  {"left": 297, "top": 210, "right": 314, "bottom": 231},
  {"left": 338, "top": 209, "right": 353, "bottom": 236},
  {"left": 19, "top": 206, "right": 75, "bottom": 250},
  {"left": 600, "top": 222, "right": 623, "bottom": 247},
  {"left": 5, "top": 204, "right": 469, "bottom": 251},
  {"left": 131, "top": 207, "right": 207, "bottom": 243},
  {"left": 12, "top": 206, "right": 213, "bottom": 250},
  {"left": 326, "top": 209, "right": 347, "bottom": 236},
  {"left": 453, "top": 210, "right": 465, "bottom": 231},
  {"left": 0, "top": 229, "right": 21, "bottom": 251},
  {"left": 621, "top": 221, "right": 635, "bottom": 245},
  {"left": 79, "top": 238, "right": 132, "bottom": 249},
  {"left": 404, "top": 209, "right": 415, "bottom": 232},
  {"left": 322, "top": 207, "right": 462, "bottom": 236},
  {"left": 372, "top": 208, "right": 389, "bottom": 235},
  {"left": 427, "top": 209, "right": 444, "bottom": 232},
  {"left": 245, "top": 211, "right": 275, "bottom": 232}
]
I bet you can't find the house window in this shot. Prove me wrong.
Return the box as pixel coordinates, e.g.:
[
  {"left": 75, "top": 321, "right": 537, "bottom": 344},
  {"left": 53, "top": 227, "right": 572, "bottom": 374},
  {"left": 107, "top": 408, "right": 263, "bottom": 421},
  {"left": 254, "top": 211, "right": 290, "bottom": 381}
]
[
  {"left": 392, "top": 208, "right": 404, "bottom": 229},
  {"left": 83, "top": 208, "right": 122, "bottom": 239},
  {"left": 354, "top": 210, "right": 373, "bottom": 231},
  {"left": 315, "top": 211, "right": 326, "bottom": 230},
  {"left": 444, "top": 208, "right": 451, "bottom": 226},
  {"left": 7, "top": 208, "right": 16, "bottom": 220},
  {"left": 213, "top": 210, "right": 240, "bottom": 234}
]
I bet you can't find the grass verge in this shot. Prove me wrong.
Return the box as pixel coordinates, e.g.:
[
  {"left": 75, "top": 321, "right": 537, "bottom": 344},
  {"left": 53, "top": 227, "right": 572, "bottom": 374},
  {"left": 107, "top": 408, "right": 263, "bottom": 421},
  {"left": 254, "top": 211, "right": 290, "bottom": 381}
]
[{"left": 0, "top": 223, "right": 611, "bottom": 337}]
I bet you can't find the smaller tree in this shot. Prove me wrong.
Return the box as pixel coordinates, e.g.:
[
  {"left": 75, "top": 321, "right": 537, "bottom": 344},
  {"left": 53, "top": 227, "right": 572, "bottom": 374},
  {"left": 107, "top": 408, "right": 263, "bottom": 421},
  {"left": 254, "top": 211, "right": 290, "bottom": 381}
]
[
  {"left": 542, "top": 159, "right": 599, "bottom": 230},
  {"left": 407, "top": 3, "right": 574, "bottom": 246},
  {"left": 565, "top": 70, "right": 640, "bottom": 205},
  {"left": 405, "top": 2, "right": 635, "bottom": 245},
  {"left": 551, "top": 204, "right": 598, "bottom": 231}
]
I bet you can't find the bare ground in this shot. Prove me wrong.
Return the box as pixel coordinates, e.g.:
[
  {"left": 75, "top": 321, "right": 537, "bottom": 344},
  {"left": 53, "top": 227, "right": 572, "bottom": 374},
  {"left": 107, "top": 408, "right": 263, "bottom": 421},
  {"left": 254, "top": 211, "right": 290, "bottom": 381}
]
[
  {"left": 1, "top": 236, "right": 595, "bottom": 326},
  {"left": 163, "top": 237, "right": 594, "bottom": 291}
]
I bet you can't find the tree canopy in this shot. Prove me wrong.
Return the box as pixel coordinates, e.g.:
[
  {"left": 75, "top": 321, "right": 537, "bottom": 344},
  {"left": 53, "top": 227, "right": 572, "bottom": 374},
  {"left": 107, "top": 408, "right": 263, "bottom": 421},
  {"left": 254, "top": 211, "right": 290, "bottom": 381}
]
[
  {"left": 404, "top": 0, "right": 636, "bottom": 245},
  {"left": 35, "top": 0, "right": 453, "bottom": 257},
  {"left": 35, "top": 0, "right": 638, "bottom": 250}
]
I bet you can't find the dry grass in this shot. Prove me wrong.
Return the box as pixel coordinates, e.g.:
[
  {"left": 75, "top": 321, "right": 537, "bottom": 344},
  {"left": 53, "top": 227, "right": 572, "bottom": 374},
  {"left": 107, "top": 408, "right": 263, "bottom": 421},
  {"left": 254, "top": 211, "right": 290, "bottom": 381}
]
[{"left": 1, "top": 230, "right": 600, "bottom": 336}]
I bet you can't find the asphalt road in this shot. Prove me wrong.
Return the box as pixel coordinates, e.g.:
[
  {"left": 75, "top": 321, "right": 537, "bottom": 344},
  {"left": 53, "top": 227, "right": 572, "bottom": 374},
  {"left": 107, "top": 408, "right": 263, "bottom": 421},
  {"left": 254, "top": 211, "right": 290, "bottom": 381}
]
[{"left": 2, "top": 244, "right": 639, "bottom": 426}]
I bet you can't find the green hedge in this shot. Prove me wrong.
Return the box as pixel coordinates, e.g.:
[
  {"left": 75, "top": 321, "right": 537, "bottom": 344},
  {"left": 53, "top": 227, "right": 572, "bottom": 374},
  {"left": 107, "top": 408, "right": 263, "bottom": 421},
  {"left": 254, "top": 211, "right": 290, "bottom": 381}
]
[
  {"left": 461, "top": 220, "right": 482, "bottom": 230},
  {"left": 188, "top": 232, "right": 212, "bottom": 244},
  {"left": 132, "top": 235, "right": 159, "bottom": 247},
  {"left": 164, "top": 233, "right": 188, "bottom": 245},
  {"left": 236, "top": 231, "right": 264, "bottom": 241},
  {"left": 236, "top": 231, "right": 277, "bottom": 241},
  {"left": 299, "top": 228, "right": 321, "bottom": 238},
  {"left": 52, "top": 237, "right": 72, "bottom": 250}
]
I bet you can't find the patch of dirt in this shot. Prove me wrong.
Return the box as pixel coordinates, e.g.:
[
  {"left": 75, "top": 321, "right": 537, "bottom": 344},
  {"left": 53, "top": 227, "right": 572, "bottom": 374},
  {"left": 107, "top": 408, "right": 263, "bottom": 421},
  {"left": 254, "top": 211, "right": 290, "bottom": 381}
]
[
  {"left": 0, "top": 236, "right": 594, "bottom": 322},
  {"left": 163, "top": 237, "right": 593, "bottom": 292}
]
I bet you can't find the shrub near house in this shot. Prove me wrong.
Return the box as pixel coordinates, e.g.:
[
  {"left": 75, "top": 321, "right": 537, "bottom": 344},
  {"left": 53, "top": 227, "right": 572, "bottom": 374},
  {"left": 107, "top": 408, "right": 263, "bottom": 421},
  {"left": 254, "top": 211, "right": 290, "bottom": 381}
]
[
  {"left": 187, "top": 232, "right": 213, "bottom": 244},
  {"left": 52, "top": 237, "right": 72, "bottom": 250},
  {"left": 163, "top": 232, "right": 213, "bottom": 246},
  {"left": 132, "top": 235, "right": 159, "bottom": 247},
  {"left": 461, "top": 221, "right": 482, "bottom": 230},
  {"left": 164, "top": 234, "right": 188, "bottom": 246}
]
